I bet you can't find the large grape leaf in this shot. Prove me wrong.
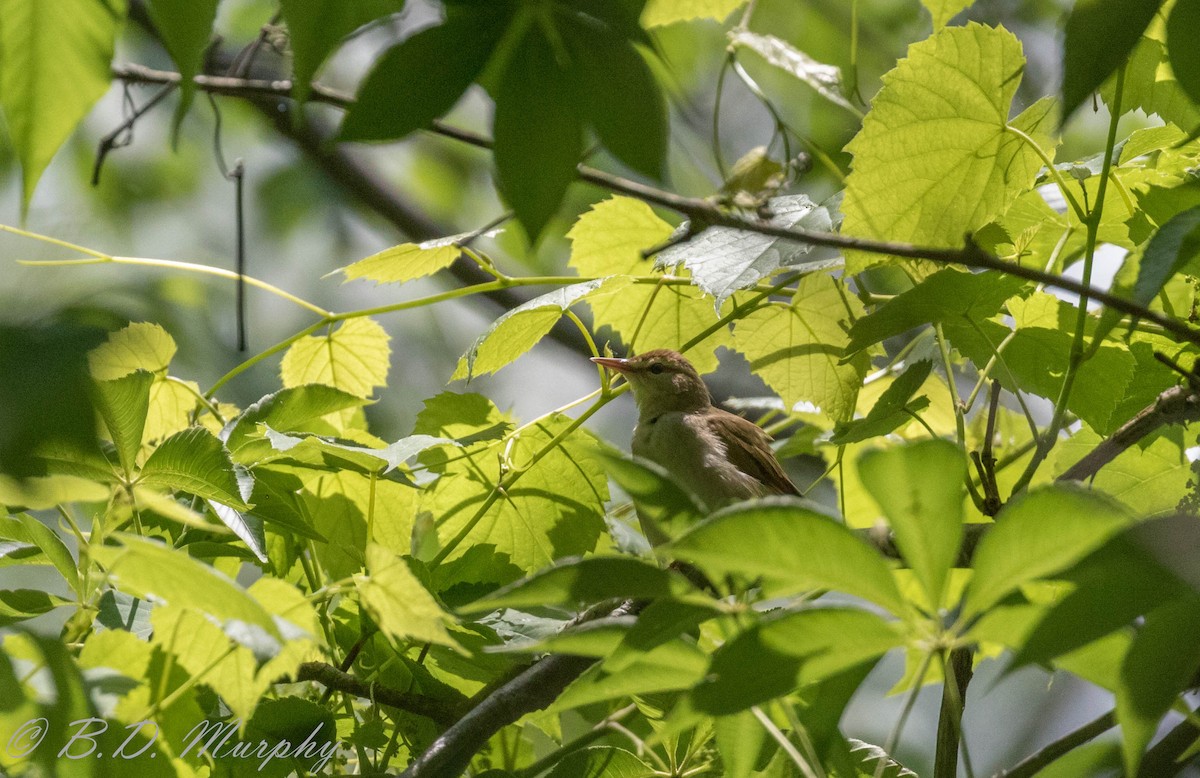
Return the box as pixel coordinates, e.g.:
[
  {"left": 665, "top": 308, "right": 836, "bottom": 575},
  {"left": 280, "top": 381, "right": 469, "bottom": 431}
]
[
  {"left": 732, "top": 273, "right": 868, "bottom": 422},
  {"left": 841, "top": 23, "right": 1057, "bottom": 274},
  {"left": 280, "top": 318, "right": 391, "bottom": 398},
  {"left": 416, "top": 407, "right": 609, "bottom": 587},
  {"left": 641, "top": 0, "right": 746, "bottom": 26},
  {"left": 1101, "top": 7, "right": 1200, "bottom": 130},
  {"left": 568, "top": 197, "right": 730, "bottom": 372}
]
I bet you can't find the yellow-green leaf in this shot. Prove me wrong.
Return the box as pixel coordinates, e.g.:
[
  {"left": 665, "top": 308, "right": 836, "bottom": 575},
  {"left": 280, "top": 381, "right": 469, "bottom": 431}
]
[
  {"left": 453, "top": 279, "right": 610, "bottom": 380},
  {"left": 338, "top": 233, "right": 476, "bottom": 285},
  {"left": 922, "top": 0, "right": 972, "bottom": 28},
  {"left": 641, "top": 0, "right": 746, "bottom": 27},
  {"left": 281, "top": 318, "right": 391, "bottom": 398},
  {"left": 357, "top": 544, "right": 460, "bottom": 649},
  {"left": 88, "top": 322, "right": 177, "bottom": 380},
  {"left": 732, "top": 274, "right": 867, "bottom": 422},
  {"left": 0, "top": 0, "right": 123, "bottom": 211},
  {"left": 841, "top": 23, "right": 1057, "bottom": 274}
]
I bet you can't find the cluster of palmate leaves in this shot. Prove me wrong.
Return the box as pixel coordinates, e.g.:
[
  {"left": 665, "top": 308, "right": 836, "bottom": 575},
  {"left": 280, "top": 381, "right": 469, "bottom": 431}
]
[{"left": 5, "top": 0, "right": 1200, "bottom": 777}]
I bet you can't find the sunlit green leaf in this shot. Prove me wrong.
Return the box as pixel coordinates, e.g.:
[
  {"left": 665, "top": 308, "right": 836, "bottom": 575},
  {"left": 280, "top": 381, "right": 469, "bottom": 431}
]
[
  {"left": 733, "top": 273, "right": 868, "bottom": 422},
  {"left": 858, "top": 440, "right": 964, "bottom": 610},
  {"left": 963, "top": 485, "right": 1134, "bottom": 618},
  {"left": 223, "top": 384, "right": 369, "bottom": 458},
  {"left": 595, "top": 450, "right": 706, "bottom": 544},
  {"left": 841, "top": 23, "right": 1056, "bottom": 274},
  {"left": 0, "top": 589, "right": 70, "bottom": 627},
  {"left": 139, "top": 427, "right": 251, "bottom": 510},
  {"left": 280, "top": 318, "right": 391, "bottom": 398},
  {"left": 0, "top": 0, "right": 123, "bottom": 211},
  {"left": 832, "top": 360, "right": 932, "bottom": 445},
  {"left": 1107, "top": 13, "right": 1200, "bottom": 130},
  {"left": 1116, "top": 595, "right": 1200, "bottom": 775},
  {"left": 94, "top": 534, "right": 280, "bottom": 639},
  {"left": 92, "top": 370, "right": 154, "bottom": 477},
  {"left": 692, "top": 608, "right": 902, "bottom": 714},
  {"left": 641, "top": 0, "right": 745, "bottom": 26},
  {"left": 1131, "top": 205, "right": 1200, "bottom": 307},
  {"left": 545, "top": 747, "right": 652, "bottom": 777},
  {"left": 729, "top": 30, "right": 856, "bottom": 114},
  {"left": 337, "top": 229, "right": 499, "bottom": 285},
  {"left": 846, "top": 270, "right": 1027, "bottom": 353},
  {"left": 87, "top": 322, "right": 177, "bottom": 380},
  {"left": 357, "top": 544, "right": 460, "bottom": 649},
  {"left": 670, "top": 500, "right": 906, "bottom": 614},
  {"left": 453, "top": 279, "right": 611, "bottom": 380}
]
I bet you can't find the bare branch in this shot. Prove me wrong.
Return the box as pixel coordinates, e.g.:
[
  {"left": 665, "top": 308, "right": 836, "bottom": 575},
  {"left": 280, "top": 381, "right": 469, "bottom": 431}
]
[
  {"left": 994, "top": 709, "right": 1116, "bottom": 778},
  {"left": 295, "top": 661, "right": 467, "bottom": 728},
  {"left": 1057, "top": 385, "right": 1200, "bottom": 483},
  {"left": 109, "top": 65, "right": 1200, "bottom": 352}
]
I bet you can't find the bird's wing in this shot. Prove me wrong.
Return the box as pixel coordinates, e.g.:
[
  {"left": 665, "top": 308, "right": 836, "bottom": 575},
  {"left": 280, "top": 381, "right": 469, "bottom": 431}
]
[{"left": 705, "top": 409, "right": 800, "bottom": 496}]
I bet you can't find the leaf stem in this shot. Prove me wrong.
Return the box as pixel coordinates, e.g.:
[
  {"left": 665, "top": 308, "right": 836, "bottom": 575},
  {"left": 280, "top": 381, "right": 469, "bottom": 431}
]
[{"left": 1002, "top": 125, "right": 1086, "bottom": 223}]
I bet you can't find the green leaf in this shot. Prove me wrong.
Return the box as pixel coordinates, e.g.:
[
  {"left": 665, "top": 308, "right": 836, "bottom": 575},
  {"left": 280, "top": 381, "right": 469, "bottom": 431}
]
[
  {"left": 280, "top": 317, "right": 391, "bottom": 398},
  {"left": 595, "top": 450, "right": 705, "bottom": 544},
  {"left": 279, "top": 0, "right": 404, "bottom": 105},
  {"left": 553, "top": 640, "right": 709, "bottom": 709},
  {"left": 11, "top": 515, "right": 78, "bottom": 594},
  {"left": 336, "top": 229, "right": 493, "bottom": 285},
  {"left": 0, "top": 324, "right": 101, "bottom": 479},
  {"left": 669, "top": 500, "right": 906, "bottom": 614},
  {"left": 0, "top": 0, "right": 123, "bottom": 211},
  {"left": 459, "top": 556, "right": 689, "bottom": 614},
  {"left": 222, "top": 384, "right": 369, "bottom": 457},
  {"left": 841, "top": 23, "right": 1056, "bottom": 274},
  {"left": 1061, "top": 0, "right": 1165, "bottom": 123},
  {"left": 1053, "top": 427, "right": 1190, "bottom": 519},
  {"left": 139, "top": 427, "right": 251, "bottom": 511},
  {"left": 962, "top": 485, "right": 1134, "bottom": 618},
  {"left": 728, "top": 30, "right": 857, "bottom": 114},
  {"left": 641, "top": 0, "right": 745, "bottom": 26},
  {"left": 1108, "top": 15, "right": 1200, "bottom": 130},
  {"left": 943, "top": 318, "right": 1136, "bottom": 434},
  {"left": 1116, "top": 595, "right": 1200, "bottom": 775},
  {"left": 419, "top": 414, "right": 609, "bottom": 585},
  {"left": 733, "top": 274, "right": 868, "bottom": 423},
  {"left": 357, "top": 544, "right": 460, "bottom": 649},
  {"left": 92, "top": 370, "right": 154, "bottom": 477},
  {"left": 247, "top": 467, "right": 326, "bottom": 541},
  {"left": 1131, "top": 205, "right": 1200, "bottom": 307},
  {"left": 1167, "top": 0, "right": 1200, "bottom": 108},
  {"left": 144, "top": 0, "right": 218, "bottom": 134},
  {"left": 692, "top": 608, "right": 901, "bottom": 714},
  {"left": 832, "top": 360, "right": 932, "bottom": 445},
  {"left": 568, "top": 197, "right": 735, "bottom": 372},
  {"left": 339, "top": 6, "right": 508, "bottom": 140},
  {"left": 1009, "top": 528, "right": 1192, "bottom": 670},
  {"left": 656, "top": 195, "right": 843, "bottom": 306},
  {"left": 494, "top": 25, "right": 582, "bottom": 241},
  {"left": 565, "top": 20, "right": 667, "bottom": 179},
  {"left": 87, "top": 322, "right": 177, "bottom": 380},
  {"left": 454, "top": 279, "right": 610, "bottom": 380},
  {"left": 545, "top": 747, "right": 653, "bottom": 777},
  {"left": 0, "top": 474, "right": 110, "bottom": 510},
  {"left": 846, "top": 269, "right": 1028, "bottom": 353},
  {"left": 93, "top": 534, "right": 281, "bottom": 639},
  {"left": 414, "top": 391, "right": 513, "bottom": 445},
  {"left": 858, "top": 440, "right": 964, "bottom": 610},
  {"left": 263, "top": 427, "right": 456, "bottom": 475},
  {"left": 715, "top": 711, "right": 770, "bottom": 778},
  {"left": 0, "top": 589, "right": 69, "bottom": 627}
]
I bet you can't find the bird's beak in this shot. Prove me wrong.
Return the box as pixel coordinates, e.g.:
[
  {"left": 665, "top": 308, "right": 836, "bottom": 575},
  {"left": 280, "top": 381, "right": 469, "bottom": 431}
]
[{"left": 591, "top": 356, "right": 632, "bottom": 373}]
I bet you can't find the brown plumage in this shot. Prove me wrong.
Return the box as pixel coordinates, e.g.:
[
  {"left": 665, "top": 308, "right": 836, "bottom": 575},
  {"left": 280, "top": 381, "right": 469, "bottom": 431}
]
[{"left": 592, "top": 349, "right": 799, "bottom": 507}]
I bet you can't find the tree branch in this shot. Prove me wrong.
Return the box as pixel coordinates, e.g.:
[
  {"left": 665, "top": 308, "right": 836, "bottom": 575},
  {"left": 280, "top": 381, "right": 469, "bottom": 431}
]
[
  {"left": 994, "top": 709, "right": 1117, "bottom": 778},
  {"left": 109, "top": 64, "right": 1200, "bottom": 352},
  {"left": 1139, "top": 709, "right": 1200, "bottom": 777},
  {"left": 399, "top": 599, "right": 644, "bottom": 778},
  {"left": 295, "top": 661, "right": 467, "bottom": 728},
  {"left": 1057, "top": 385, "right": 1200, "bottom": 483}
]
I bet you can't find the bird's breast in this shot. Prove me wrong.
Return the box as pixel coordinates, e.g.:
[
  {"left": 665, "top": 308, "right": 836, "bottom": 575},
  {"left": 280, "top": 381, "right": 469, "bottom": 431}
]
[{"left": 632, "top": 412, "right": 763, "bottom": 507}]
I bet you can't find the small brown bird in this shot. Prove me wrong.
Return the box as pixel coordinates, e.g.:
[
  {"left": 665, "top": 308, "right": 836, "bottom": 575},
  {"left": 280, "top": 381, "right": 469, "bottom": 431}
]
[{"left": 591, "top": 349, "right": 799, "bottom": 508}]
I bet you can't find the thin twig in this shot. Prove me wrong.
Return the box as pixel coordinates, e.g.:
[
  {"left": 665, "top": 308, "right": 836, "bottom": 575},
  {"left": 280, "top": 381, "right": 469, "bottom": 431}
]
[
  {"left": 295, "top": 661, "right": 466, "bottom": 728},
  {"left": 993, "top": 709, "right": 1116, "bottom": 778}
]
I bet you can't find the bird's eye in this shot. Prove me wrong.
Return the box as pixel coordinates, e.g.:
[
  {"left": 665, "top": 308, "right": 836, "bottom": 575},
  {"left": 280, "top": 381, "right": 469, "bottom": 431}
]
[{"left": 649, "top": 363, "right": 665, "bottom": 375}]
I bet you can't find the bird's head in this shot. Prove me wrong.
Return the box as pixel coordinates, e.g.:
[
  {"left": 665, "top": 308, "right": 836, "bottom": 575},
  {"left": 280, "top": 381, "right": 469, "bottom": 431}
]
[{"left": 591, "top": 349, "right": 712, "bottom": 418}]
